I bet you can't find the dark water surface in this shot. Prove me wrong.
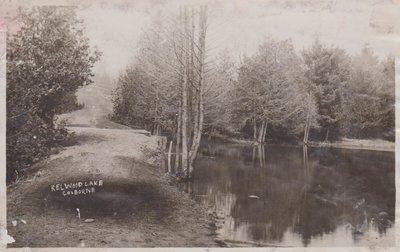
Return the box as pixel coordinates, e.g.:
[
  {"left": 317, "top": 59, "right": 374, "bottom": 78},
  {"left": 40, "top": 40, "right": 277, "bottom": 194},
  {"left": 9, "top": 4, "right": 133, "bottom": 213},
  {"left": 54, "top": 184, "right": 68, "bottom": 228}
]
[{"left": 190, "top": 140, "right": 395, "bottom": 247}]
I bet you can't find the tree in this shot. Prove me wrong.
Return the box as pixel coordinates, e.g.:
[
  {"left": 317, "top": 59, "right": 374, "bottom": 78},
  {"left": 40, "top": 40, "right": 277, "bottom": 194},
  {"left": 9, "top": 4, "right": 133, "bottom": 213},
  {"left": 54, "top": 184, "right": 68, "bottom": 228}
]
[
  {"left": 111, "top": 6, "right": 209, "bottom": 180},
  {"left": 379, "top": 56, "right": 395, "bottom": 140},
  {"left": 203, "top": 50, "right": 236, "bottom": 136},
  {"left": 112, "top": 12, "right": 181, "bottom": 134},
  {"left": 232, "top": 38, "right": 319, "bottom": 143},
  {"left": 111, "top": 65, "right": 157, "bottom": 129},
  {"left": 173, "top": 6, "right": 208, "bottom": 179},
  {"left": 7, "top": 6, "right": 100, "bottom": 181},
  {"left": 302, "top": 41, "right": 350, "bottom": 141},
  {"left": 341, "top": 48, "right": 395, "bottom": 140},
  {"left": 231, "top": 55, "right": 263, "bottom": 140}
]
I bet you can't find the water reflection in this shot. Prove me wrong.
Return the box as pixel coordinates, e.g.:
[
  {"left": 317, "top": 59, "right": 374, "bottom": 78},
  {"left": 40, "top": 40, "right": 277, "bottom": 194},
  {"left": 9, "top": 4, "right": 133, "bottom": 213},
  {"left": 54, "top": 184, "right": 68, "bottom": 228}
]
[{"left": 191, "top": 140, "right": 395, "bottom": 247}]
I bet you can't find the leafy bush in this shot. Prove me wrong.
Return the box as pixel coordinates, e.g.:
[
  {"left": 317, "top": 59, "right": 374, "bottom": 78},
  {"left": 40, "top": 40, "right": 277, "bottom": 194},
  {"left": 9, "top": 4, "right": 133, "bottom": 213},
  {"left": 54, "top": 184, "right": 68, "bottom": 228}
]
[{"left": 6, "top": 6, "right": 100, "bottom": 183}]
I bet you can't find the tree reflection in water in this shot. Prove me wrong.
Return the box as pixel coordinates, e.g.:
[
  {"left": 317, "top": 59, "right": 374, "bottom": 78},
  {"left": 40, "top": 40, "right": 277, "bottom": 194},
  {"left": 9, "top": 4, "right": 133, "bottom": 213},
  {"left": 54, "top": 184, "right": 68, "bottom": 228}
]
[{"left": 190, "top": 140, "right": 395, "bottom": 246}]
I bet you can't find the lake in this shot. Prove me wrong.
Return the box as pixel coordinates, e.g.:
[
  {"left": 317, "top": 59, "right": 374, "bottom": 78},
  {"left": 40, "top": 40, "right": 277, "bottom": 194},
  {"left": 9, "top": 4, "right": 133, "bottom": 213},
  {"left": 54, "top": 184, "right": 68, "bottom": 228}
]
[{"left": 188, "top": 140, "right": 395, "bottom": 247}]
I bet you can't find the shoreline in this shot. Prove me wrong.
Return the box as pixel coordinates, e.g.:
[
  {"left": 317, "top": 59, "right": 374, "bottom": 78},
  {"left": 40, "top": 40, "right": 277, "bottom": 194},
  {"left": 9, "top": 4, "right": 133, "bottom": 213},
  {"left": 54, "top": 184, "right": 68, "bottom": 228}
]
[
  {"left": 208, "top": 133, "right": 394, "bottom": 152},
  {"left": 306, "top": 140, "right": 394, "bottom": 152}
]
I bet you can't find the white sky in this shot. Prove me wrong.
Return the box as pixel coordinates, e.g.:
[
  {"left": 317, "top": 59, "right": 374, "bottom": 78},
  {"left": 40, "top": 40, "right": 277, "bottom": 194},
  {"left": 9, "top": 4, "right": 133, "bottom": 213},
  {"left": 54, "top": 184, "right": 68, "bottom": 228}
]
[{"left": 77, "top": 0, "right": 400, "bottom": 78}]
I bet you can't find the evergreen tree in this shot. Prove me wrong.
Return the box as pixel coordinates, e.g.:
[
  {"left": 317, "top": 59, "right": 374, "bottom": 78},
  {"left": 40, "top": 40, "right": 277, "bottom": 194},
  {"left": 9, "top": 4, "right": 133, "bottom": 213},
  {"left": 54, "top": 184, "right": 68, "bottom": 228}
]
[{"left": 302, "top": 41, "right": 350, "bottom": 141}]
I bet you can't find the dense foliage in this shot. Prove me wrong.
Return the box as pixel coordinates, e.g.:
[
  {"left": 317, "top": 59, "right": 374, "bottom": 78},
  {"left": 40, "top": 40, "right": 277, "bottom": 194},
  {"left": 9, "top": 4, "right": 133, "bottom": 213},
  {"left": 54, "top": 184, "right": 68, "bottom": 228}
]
[
  {"left": 112, "top": 20, "right": 394, "bottom": 145},
  {"left": 7, "top": 7, "right": 100, "bottom": 182},
  {"left": 340, "top": 48, "right": 395, "bottom": 140},
  {"left": 302, "top": 42, "right": 350, "bottom": 141},
  {"left": 231, "top": 39, "right": 319, "bottom": 142}
]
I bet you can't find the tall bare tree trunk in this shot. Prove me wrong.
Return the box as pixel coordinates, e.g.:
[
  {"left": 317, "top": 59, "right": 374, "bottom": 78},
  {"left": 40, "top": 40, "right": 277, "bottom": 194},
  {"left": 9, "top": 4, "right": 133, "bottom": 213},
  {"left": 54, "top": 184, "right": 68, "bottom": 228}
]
[
  {"left": 188, "top": 5, "right": 207, "bottom": 179},
  {"left": 305, "top": 119, "right": 310, "bottom": 144},
  {"left": 181, "top": 6, "right": 189, "bottom": 176},
  {"left": 324, "top": 128, "right": 330, "bottom": 142},
  {"left": 303, "top": 117, "right": 310, "bottom": 144},
  {"left": 252, "top": 146, "right": 256, "bottom": 165},
  {"left": 157, "top": 124, "right": 161, "bottom": 136},
  {"left": 175, "top": 97, "right": 182, "bottom": 172},
  {"left": 187, "top": 9, "right": 196, "bottom": 151},
  {"left": 254, "top": 119, "right": 258, "bottom": 141},
  {"left": 263, "top": 121, "right": 268, "bottom": 142},
  {"left": 303, "top": 94, "right": 311, "bottom": 144},
  {"left": 188, "top": 8, "right": 199, "bottom": 179},
  {"left": 258, "top": 119, "right": 265, "bottom": 143},
  {"left": 167, "top": 140, "right": 173, "bottom": 173},
  {"left": 261, "top": 144, "right": 265, "bottom": 165},
  {"left": 153, "top": 89, "right": 159, "bottom": 135}
]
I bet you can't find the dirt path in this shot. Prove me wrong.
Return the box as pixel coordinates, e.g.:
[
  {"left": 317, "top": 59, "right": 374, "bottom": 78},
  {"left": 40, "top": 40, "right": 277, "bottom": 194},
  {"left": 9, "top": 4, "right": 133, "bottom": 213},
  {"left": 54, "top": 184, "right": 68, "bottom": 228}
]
[{"left": 7, "top": 84, "right": 217, "bottom": 247}]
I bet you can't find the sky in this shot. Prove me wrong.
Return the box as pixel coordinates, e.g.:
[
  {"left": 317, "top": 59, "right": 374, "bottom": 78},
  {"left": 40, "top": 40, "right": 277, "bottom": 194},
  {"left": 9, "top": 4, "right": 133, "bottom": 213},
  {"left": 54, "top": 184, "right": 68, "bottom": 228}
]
[
  {"left": 75, "top": 0, "right": 400, "bottom": 79},
  {"left": 31, "top": 0, "right": 400, "bottom": 78}
]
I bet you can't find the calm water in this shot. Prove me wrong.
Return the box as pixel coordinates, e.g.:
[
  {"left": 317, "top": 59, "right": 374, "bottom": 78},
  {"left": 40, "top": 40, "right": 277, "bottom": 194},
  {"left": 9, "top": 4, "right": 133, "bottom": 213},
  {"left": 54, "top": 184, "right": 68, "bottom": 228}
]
[{"left": 189, "top": 140, "right": 395, "bottom": 247}]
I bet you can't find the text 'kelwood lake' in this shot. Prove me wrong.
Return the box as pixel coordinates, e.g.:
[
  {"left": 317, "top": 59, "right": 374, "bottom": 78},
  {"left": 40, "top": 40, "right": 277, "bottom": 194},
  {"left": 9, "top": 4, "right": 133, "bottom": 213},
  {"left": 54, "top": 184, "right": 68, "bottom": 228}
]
[{"left": 50, "top": 180, "right": 104, "bottom": 196}]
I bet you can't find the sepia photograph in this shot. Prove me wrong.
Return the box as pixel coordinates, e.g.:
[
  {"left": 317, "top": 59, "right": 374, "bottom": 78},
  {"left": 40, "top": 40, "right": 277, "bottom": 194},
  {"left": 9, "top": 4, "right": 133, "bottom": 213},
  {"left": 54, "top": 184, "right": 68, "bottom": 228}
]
[{"left": 1, "top": 0, "right": 399, "bottom": 249}]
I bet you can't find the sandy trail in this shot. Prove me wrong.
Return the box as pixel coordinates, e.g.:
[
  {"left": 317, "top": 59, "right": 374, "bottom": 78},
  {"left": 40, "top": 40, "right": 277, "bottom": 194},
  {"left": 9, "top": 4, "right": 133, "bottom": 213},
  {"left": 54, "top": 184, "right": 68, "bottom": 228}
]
[
  {"left": 49, "top": 126, "right": 158, "bottom": 178},
  {"left": 7, "top": 84, "right": 216, "bottom": 247},
  {"left": 57, "top": 84, "right": 116, "bottom": 127}
]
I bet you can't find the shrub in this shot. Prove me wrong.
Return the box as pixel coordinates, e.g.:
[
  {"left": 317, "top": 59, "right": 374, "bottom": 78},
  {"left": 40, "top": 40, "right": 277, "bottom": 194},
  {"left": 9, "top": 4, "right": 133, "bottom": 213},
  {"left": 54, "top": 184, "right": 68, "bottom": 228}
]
[{"left": 6, "top": 6, "right": 101, "bottom": 183}]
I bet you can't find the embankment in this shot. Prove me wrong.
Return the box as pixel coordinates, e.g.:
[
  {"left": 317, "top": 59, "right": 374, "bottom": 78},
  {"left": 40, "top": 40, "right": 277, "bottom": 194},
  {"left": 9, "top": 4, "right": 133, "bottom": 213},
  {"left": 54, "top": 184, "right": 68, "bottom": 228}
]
[
  {"left": 7, "top": 126, "right": 217, "bottom": 247},
  {"left": 7, "top": 84, "right": 217, "bottom": 247}
]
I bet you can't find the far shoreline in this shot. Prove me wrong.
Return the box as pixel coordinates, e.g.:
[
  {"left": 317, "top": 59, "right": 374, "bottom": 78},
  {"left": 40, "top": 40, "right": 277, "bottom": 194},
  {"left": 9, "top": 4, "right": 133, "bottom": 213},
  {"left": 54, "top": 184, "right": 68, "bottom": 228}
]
[
  {"left": 306, "top": 140, "right": 394, "bottom": 152},
  {"left": 208, "top": 133, "right": 395, "bottom": 152}
]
